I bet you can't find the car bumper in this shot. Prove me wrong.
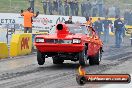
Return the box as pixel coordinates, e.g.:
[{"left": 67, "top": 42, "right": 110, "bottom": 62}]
[{"left": 35, "top": 43, "right": 84, "bottom": 53}]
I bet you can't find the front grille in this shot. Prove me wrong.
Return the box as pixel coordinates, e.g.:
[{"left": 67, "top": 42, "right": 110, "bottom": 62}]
[{"left": 45, "top": 39, "right": 72, "bottom": 44}]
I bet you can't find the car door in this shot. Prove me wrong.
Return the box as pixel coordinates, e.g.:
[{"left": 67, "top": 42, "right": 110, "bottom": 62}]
[
  {"left": 88, "top": 27, "right": 102, "bottom": 56},
  {"left": 87, "top": 27, "right": 95, "bottom": 56},
  {"left": 93, "top": 32, "right": 101, "bottom": 54}
]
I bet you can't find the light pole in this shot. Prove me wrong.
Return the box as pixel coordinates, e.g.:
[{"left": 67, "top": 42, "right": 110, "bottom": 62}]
[{"left": 29, "top": 0, "right": 34, "bottom": 12}]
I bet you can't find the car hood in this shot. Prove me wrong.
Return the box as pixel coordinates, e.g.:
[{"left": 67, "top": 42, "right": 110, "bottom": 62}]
[{"left": 36, "top": 33, "right": 86, "bottom": 39}]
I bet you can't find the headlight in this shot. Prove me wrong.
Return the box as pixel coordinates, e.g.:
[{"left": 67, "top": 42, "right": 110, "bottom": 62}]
[
  {"left": 72, "top": 39, "right": 81, "bottom": 44},
  {"left": 36, "top": 38, "right": 44, "bottom": 43}
]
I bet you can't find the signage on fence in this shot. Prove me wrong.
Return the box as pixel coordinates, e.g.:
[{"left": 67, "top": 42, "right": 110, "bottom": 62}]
[{"left": 0, "top": 13, "right": 86, "bottom": 30}]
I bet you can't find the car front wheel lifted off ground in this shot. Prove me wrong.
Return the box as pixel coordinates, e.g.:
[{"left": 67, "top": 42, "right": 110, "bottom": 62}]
[{"left": 37, "top": 50, "right": 45, "bottom": 65}]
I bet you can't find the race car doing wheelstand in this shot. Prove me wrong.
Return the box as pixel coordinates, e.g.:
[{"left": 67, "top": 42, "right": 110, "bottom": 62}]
[{"left": 34, "top": 24, "right": 103, "bottom": 66}]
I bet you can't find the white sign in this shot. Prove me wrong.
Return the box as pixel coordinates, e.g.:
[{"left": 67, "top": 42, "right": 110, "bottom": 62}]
[{"left": 0, "top": 13, "right": 86, "bottom": 30}]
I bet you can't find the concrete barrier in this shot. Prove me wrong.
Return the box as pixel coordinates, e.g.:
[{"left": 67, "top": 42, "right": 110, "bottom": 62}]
[
  {"left": 10, "top": 34, "right": 32, "bottom": 57},
  {"left": 0, "top": 42, "right": 8, "bottom": 59}
]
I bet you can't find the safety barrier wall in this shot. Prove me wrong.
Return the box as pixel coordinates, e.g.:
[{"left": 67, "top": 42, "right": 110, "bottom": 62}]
[
  {"left": 10, "top": 34, "right": 32, "bottom": 57},
  {"left": 0, "top": 42, "right": 8, "bottom": 59}
]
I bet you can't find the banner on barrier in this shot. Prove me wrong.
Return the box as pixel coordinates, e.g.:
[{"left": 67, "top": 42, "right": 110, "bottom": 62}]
[{"left": 0, "top": 13, "right": 86, "bottom": 30}]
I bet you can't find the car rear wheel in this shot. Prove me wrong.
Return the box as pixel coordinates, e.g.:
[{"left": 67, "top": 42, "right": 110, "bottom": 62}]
[
  {"left": 79, "top": 46, "right": 88, "bottom": 66},
  {"left": 37, "top": 50, "right": 45, "bottom": 65},
  {"left": 89, "top": 49, "right": 102, "bottom": 65},
  {"left": 53, "top": 57, "right": 64, "bottom": 64}
]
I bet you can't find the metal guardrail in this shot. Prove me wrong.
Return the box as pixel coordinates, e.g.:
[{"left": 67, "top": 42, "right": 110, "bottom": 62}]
[{"left": 6, "top": 24, "right": 16, "bottom": 45}]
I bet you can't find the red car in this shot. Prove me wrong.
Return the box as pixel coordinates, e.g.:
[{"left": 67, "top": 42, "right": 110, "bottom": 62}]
[{"left": 34, "top": 23, "right": 103, "bottom": 66}]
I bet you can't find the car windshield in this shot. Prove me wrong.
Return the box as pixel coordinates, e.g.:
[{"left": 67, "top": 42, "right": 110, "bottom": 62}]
[
  {"left": 49, "top": 24, "right": 89, "bottom": 35},
  {"left": 68, "top": 24, "right": 89, "bottom": 35}
]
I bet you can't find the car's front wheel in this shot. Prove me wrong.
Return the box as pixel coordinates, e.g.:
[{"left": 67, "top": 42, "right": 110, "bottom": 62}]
[
  {"left": 37, "top": 50, "right": 45, "bottom": 65},
  {"left": 79, "top": 46, "right": 88, "bottom": 66}
]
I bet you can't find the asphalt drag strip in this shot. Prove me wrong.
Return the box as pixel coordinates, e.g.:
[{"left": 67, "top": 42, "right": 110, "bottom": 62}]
[{"left": 0, "top": 46, "right": 132, "bottom": 88}]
